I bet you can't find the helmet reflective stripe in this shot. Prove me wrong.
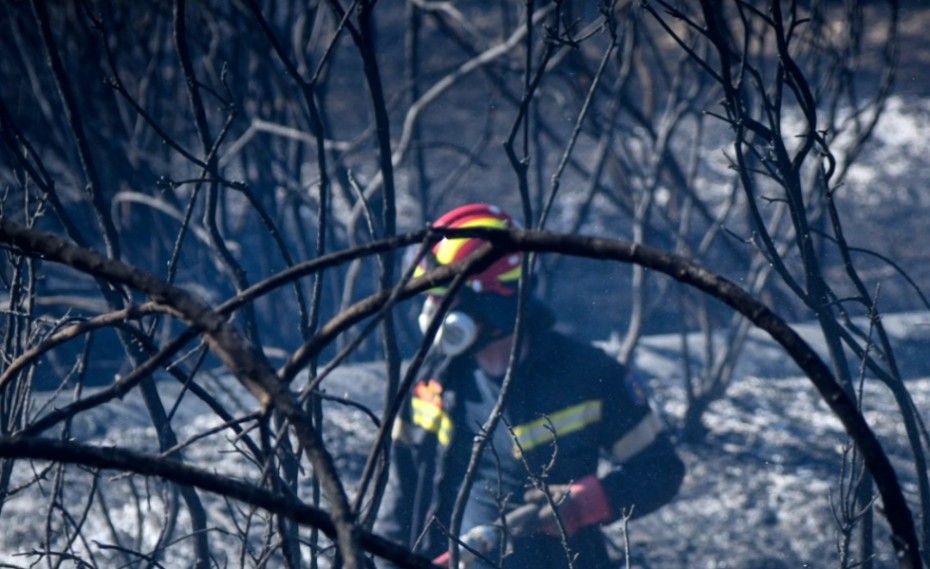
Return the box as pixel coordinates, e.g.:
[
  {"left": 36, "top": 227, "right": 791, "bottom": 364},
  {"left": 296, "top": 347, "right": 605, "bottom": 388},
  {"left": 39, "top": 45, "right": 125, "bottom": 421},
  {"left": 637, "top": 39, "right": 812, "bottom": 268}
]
[
  {"left": 495, "top": 255, "right": 522, "bottom": 283},
  {"left": 433, "top": 217, "right": 509, "bottom": 265}
]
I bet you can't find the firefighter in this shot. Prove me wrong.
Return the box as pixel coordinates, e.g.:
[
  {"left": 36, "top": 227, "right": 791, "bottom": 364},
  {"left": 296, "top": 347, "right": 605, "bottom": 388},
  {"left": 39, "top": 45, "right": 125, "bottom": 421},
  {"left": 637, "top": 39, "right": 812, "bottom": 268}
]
[{"left": 377, "top": 203, "right": 685, "bottom": 568}]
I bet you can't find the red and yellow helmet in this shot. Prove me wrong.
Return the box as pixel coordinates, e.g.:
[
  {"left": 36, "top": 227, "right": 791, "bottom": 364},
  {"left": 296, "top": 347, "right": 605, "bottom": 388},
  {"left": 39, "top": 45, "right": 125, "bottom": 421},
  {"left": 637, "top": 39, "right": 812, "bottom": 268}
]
[{"left": 416, "top": 203, "right": 523, "bottom": 296}]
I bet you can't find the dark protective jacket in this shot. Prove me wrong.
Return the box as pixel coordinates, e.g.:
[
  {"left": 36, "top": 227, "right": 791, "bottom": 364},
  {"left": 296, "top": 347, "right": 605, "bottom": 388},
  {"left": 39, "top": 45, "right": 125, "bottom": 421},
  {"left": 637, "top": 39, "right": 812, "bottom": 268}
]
[{"left": 376, "top": 326, "right": 685, "bottom": 568}]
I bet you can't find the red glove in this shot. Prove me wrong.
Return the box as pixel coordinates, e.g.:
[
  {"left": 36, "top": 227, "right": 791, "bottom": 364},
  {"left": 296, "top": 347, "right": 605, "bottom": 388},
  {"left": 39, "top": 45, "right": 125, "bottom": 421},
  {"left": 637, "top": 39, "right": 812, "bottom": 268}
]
[{"left": 523, "top": 474, "right": 613, "bottom": 536}]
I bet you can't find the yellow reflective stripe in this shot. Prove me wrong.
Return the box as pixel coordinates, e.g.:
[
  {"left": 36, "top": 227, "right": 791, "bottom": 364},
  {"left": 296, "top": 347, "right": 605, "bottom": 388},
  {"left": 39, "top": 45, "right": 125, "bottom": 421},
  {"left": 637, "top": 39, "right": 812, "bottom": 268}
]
[
  {"left": 434, "top": 218, "right": 508, "bottom": 264},
  {"left": 411, "top": 398, "right": 453, "bottom": 446},
  {"left": 512, "top": 400, "right": 602, "bottom": 455},
  {"left": 497, "top": 264, "right": 522, "bottom": 282}
]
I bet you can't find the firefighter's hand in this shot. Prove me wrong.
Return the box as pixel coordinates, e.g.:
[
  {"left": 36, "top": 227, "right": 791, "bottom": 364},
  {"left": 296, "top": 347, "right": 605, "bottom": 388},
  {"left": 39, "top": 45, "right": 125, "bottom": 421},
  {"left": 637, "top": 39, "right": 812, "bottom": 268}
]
[{"left": 523, "top": 474, "right": 613, "bottom": 536}]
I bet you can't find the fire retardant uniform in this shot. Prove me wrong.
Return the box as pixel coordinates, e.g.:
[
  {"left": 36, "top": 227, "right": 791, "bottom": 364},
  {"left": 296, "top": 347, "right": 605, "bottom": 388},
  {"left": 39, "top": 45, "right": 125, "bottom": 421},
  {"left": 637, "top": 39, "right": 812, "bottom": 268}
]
[{"left": 376, "top": 315, "right": 686, "bottom": 568}]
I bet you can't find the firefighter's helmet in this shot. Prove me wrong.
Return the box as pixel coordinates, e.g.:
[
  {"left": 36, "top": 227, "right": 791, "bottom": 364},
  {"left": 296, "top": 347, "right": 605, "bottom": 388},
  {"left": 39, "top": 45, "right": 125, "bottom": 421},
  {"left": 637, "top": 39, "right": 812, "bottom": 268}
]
[{"left": 415, "top": 203, "right": 522, "bottom": 297}]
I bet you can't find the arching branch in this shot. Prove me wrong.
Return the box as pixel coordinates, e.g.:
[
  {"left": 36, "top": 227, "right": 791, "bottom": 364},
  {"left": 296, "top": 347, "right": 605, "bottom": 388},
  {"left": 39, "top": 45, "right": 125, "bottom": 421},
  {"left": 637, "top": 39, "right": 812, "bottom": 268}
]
[{"left": 1, "top": 220, "right": 919, "bottom": 568}]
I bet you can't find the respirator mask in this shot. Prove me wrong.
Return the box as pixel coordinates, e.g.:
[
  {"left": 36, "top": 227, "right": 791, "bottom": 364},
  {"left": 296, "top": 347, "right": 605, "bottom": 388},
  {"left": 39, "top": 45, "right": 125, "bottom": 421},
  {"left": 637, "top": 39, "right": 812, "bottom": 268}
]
[
  {"left": 417, "top": 295, "right": 479, "bottom": 357},
  {"left": 417, "top": 291, "right": 526, "bottom": 357}
]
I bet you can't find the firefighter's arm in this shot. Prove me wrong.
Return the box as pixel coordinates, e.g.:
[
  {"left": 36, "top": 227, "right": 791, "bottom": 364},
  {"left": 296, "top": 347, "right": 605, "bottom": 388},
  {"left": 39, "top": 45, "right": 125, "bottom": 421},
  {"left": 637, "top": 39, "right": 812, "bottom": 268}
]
[
  {"left": 597, "top": 367, "right": 686, "bottom": 521},
  {"left": 598, "top": 414, "right": 685, "bottom": 520},
  {"left": 522, "top": 411, "right": 685, "bottom": 536}
]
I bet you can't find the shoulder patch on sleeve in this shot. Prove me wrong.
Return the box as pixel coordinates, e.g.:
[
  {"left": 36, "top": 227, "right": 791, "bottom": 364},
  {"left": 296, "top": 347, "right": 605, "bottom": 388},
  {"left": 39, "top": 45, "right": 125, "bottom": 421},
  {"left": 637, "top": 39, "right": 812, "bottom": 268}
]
[{"left": 623, "top": 368, "right": 651, "bottom": 407}]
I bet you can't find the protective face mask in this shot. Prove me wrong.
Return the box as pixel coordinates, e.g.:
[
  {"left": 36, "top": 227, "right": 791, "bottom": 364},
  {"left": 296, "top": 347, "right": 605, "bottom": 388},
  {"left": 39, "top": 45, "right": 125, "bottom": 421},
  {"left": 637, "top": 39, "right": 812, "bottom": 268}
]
[{"left": 418, "top": 298, "right": 479, "bottom": 357}]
